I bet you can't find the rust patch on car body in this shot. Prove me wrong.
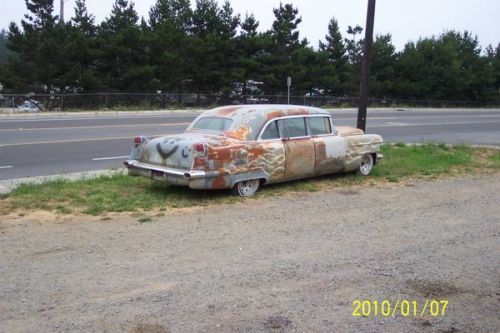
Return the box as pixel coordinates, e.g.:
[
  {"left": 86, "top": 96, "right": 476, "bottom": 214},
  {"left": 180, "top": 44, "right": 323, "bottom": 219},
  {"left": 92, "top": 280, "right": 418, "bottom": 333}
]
[
  {"left": 266, "top": 110, "right": 286, "bottom": 120},
  {"left": 211, "top": 175, "right": 228, "bottom": 189},
  {"left": 212, "top": 105, "right": 242, "bottom": 117},
  {"left": 223, "top": 126, "right": 250, "bottom": 141}
]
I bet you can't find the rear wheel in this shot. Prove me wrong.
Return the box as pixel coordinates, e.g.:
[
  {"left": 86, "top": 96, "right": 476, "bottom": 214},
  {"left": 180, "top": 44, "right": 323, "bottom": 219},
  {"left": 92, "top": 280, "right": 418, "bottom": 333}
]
[
  {"left": 233, "top": 179, "right": 260, "bottom": 196},
  {"left": 358, "top": 153, "right": 374, "bottom": 176}
]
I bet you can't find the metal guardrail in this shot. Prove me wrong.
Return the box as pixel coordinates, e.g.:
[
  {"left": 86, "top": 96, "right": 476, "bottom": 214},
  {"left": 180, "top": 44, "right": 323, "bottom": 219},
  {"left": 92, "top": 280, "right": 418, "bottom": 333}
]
[{"left": 1, "top": 93, "right": 499, "bottom": 111}]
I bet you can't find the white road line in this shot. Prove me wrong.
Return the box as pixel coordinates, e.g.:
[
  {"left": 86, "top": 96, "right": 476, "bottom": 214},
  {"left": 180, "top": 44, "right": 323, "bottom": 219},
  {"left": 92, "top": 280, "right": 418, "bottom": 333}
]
[
  {"left": 0, "top": 114, "right": 198, "bottom": 123},
  {"left": 341, "top": 114, "right": 500, "bottom": 119},
  {"left": 0, "top": 165, "right": 13, "bottom": 169},
  {"left": 0, "top": 122, "right": 190, "bottom": 132},
  {"left": 372, "top": 121, "right": 500, "bottom": 128},
  {"left": 0, "top": 136, "right": 132, "bottom": 146},
  {"left": 92, "top": 155, "right": 129, "bottom": 161},
  {"left": 385, "top": 122, "right": 409, "bottom": 126},
  {"left": 0, "top": 134, "right": 169, "bottom": 147}
]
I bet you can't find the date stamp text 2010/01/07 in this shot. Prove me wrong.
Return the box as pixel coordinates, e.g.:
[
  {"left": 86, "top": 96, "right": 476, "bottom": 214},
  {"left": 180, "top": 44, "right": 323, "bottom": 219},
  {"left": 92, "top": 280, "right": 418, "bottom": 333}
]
[{"left": 352, "top": 299, "right": 448, "bottom": 318}]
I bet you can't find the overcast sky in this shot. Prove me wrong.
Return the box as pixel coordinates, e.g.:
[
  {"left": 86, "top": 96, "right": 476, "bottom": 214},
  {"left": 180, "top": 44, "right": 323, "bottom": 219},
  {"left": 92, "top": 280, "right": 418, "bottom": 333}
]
[{"left": 2, "top": 0, "right": 499, "bottom": 51}]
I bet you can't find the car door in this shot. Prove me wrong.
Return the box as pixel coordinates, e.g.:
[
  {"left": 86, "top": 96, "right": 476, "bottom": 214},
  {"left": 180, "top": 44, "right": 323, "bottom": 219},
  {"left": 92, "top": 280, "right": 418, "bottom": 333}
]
[
  {"left": 307, "top": 116, "right": 347, "bottom": 175},
  {"left": 281, "top": 117, "right": 315, "bottom": 180},
  {"left": 257, "top": 119, "right": 286, "bottom": 183}
]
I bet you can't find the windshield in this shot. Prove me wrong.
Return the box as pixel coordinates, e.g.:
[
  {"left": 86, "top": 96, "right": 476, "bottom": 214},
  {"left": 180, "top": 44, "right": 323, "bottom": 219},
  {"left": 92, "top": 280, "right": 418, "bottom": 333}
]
[{"left": 192, "top": 117, "right": 233, "bottom": 132}]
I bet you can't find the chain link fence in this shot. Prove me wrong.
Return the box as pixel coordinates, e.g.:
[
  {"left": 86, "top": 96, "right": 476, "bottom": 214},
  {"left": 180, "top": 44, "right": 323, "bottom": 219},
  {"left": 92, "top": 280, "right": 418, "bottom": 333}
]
[{"left": 1, "top": 93, "right": 499, "bottom": 112}]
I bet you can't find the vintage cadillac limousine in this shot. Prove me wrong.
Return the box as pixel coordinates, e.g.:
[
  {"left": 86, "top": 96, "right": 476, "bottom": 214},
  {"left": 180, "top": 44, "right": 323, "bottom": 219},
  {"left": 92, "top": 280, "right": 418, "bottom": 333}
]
[{"left": 124, "top": 105, "right": 383, "bottom": 196}]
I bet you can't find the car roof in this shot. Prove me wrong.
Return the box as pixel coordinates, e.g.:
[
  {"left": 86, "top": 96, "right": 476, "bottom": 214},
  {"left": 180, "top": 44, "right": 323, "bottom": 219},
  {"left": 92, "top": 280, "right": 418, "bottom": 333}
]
[
  {"left": 202, "top": 104, "right": 329, "bottom": 119},
  {"left": 189, "top": 104, "right": 330, "bottom": 141}
]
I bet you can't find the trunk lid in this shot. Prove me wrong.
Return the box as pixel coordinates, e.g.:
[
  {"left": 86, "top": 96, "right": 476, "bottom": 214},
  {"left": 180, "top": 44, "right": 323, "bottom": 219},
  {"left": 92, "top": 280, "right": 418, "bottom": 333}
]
[{"left": 139, "top": 133, "right": 232, "bottom": 169}]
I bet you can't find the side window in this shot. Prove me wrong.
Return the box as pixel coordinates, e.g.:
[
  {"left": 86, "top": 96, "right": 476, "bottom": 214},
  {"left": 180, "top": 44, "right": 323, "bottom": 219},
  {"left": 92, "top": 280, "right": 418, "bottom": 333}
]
[
  {"left": 281, "top": 117, "right": 307, "bottom": 138},
  {"left": 307, "top": 117, "right": 332, "bottom": 136},
  {"left": 261, "top": 120, "right": 280, "bottom": 140}
]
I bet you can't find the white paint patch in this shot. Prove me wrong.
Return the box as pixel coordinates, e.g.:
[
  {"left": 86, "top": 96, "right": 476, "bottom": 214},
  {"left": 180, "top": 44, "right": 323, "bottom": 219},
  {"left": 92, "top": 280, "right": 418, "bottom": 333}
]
[
  {"left": 0, "top": 165, "right": 13, "bottom": 169},
  {"left": 92, "top": 155, "right": 129, "bottom": 161},
  {"left": 323, "top": 136, "right": 347, "bottom": 158}
]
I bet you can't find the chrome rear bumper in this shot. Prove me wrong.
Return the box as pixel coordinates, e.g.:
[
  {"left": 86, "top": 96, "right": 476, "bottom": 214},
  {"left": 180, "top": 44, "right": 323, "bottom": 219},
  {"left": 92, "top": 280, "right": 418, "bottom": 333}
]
[{"left": 123, "top": 160, "right": 207, "bottom": 180}]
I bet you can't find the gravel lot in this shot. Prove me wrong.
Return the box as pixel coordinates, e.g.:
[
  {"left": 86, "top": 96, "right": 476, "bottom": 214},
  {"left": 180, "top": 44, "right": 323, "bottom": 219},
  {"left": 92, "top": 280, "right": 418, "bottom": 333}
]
[{"left": 1, "top": 175, "right": 499, "bottom": 333}]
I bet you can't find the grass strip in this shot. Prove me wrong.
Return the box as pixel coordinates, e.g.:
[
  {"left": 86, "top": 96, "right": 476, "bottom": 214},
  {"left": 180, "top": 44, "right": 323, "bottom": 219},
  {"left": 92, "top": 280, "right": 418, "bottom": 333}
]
[{"left": 1, "top": 144, "right": 498, "bottom": 216}]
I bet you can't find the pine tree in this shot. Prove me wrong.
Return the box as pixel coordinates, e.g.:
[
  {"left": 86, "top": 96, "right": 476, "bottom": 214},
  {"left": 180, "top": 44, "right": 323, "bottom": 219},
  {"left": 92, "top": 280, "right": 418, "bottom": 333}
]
[
  {"left": 320, "top": 18, "right": 347, "bottom": 65},
  {"left": 191, "top": 0, "right": 219, "bottom": 37},
  {"left": 148, "top": 0, "right": 192, "bottom": 92},
  {"left": 0, "top": 30, "right": 9, "bottom": 65},
  {"left": 58, "top": 0, "right": 101, "bottom": 92},
  {"left": 218, "top": 1, "right": 239, "bottom": 38},
  {"left": 98, "top": 0, "right": 153, "bottom": 91},
  {"left": 73, "top": 0, "right": 95, "bottom": 36},
  {"left": 23, "top": 0, "right": 57, "bottom": 31},
  {"left": 369, "top": 34, "right": 397, "bottom": 98},
  {"left": 240, "top": 14, "right": 258, "bottom": 38},
  {"left": 345, "top": 25, "right": 363, "bottom": 66},
  {"left": 263, "top": 2, "right": 306, "bottom": 94},
  {"left": 216, "top": 1, "right": 240, "bottom": 94},
  {"left": 319, "top": 17, "right": 349, "bottom": 95},
  {"left": 4, "top": 0, "right": 72, "bottom": 93},
  {"left": 235, "top": 14, "right": 267, "bottom": 97},
  {"left": 189, "top": 0, "right": 240, "bottom": 94},
  {"left": 149, "top": 0, "right": 191, "bottom": 31},
  {"left": 271, "top": 3, "right": 302, "bottom": 49}
]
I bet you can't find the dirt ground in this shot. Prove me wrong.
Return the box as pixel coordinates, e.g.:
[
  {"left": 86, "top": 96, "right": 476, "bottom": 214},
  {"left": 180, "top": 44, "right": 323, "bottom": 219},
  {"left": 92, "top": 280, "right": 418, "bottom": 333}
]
[{"left": 1, "top": 175, "right": 499, "bottom": 333}]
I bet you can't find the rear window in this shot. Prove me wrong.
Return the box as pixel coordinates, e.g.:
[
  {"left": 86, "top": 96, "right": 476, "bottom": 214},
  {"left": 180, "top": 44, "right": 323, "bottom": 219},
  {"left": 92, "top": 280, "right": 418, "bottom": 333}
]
[{"left": 192, "top": 117, "right": 233, "bottom": 131}]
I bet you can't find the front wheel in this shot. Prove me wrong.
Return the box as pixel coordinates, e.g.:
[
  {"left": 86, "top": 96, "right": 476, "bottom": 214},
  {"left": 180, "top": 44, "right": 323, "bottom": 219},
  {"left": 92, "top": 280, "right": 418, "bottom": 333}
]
[
  {"left": 358, "top": 153, "right": 374, "bottom": 176},
  {"left": 233, "top": 179, "right": 260, "bottom": 196}
]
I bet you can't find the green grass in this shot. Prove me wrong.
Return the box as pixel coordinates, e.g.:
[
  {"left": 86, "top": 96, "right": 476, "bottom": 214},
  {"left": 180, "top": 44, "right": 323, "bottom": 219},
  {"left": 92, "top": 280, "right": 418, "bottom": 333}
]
[
  {"left": 371, "top": 144, "right": 474, "bottom": 181},
  {"left": 1, "top": 144, "right": 498, "bottom": 216},
  {"left": 488, "top": 152, "right": 500, "bottom": 168},
  {"left": 1, "top": 173, "right": 237, "bottom": 216}
]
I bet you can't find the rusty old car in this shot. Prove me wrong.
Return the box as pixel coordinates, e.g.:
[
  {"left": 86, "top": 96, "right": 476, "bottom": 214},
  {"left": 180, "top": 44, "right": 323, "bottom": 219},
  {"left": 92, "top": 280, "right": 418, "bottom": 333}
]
[{"left": 124, "top": 105, "right": 383, "bottom": 196}]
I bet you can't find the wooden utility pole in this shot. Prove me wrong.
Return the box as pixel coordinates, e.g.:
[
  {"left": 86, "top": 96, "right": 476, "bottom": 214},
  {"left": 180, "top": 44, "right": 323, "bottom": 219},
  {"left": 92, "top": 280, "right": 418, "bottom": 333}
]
[{"left": 357, "top": 0, "right": 376, "bottom": 131}]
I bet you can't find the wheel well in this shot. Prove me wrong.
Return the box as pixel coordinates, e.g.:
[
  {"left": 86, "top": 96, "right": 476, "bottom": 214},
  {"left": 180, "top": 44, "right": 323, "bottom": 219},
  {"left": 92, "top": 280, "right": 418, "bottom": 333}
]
[
  {"left": 232, "top": 177, "right": 268, "bottom": 188},
  {"left": 371, "top": 153, "right": 377, "bottom": 165}
]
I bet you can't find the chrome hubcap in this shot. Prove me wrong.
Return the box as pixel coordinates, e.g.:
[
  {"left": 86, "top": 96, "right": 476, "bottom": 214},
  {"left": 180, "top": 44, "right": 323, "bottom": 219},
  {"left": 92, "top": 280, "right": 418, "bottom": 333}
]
[
  {"left": 359, "top": 155, "right": 373, "bottom": 175},
  {"left": 238, "top": 180, "right": 259, "bottom": 196}
]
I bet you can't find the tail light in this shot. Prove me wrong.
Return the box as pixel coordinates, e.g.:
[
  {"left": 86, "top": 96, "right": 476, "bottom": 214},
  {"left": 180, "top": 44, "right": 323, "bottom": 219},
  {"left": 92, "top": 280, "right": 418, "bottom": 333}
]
[
  {"left": 193, "top": 143, "right": 207, "bottom": 156},
  {"left": 134, "top": 136, "right": 149, "bottom": 146}
]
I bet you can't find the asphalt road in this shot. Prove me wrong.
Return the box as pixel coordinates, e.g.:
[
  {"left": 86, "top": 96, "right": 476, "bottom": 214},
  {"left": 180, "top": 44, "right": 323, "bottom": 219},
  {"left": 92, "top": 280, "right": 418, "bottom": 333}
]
[{"left": 0, "top": 108, "right": 499, "bottom": 180}]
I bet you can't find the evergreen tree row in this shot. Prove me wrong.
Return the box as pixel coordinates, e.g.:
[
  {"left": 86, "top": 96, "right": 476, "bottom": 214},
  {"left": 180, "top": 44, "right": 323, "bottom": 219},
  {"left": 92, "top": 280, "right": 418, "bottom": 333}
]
[{"left": 0, "top": 0, "right": 499, "bottom": 101}]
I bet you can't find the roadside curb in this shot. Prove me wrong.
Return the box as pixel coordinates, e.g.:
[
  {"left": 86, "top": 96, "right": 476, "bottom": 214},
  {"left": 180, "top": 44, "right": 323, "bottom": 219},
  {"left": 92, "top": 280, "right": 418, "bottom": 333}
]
[
  {"left": 0, "top": 169, "right": 126, "bottom": 195},
  {"left": 390, "top": 142, "right": 500, "bottom": 150}
]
